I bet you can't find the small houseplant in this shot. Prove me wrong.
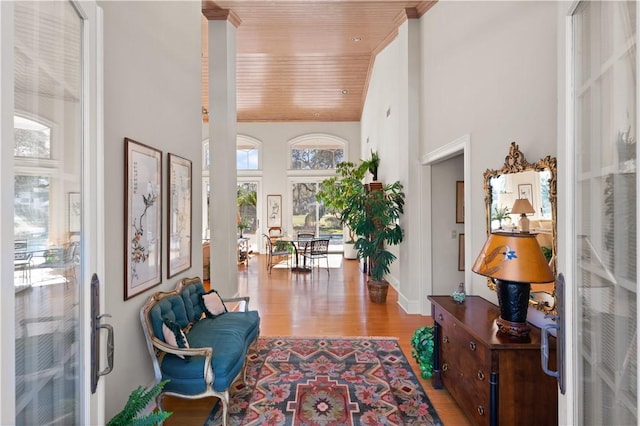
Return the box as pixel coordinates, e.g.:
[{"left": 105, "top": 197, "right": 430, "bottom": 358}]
[
  {"left": 107, "top": 380, "right": 172, "bottom": 426},
  {"left": 317, "top": 161, "right": 369, "bottom": 259},
  {"left": 342, "top": 179, "right": 405, "bottom": 303},
  {"left": 368, "top": 150, "right": 380, "bottom": 181}
]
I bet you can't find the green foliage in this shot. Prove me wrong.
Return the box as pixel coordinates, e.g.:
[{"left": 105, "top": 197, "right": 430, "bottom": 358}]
[
  {"left": 107, "top": 380, "right": 172, "bottom": 426},
  {"left": 343, "top": 181, "right": 405, "bottom": 281},
  {"left": 317, "top": 161, "right": 369, "bottom": 242},
  {"left": 274, "top": 240, "right": 292, "bottom": 253},
  {"left": 491, "top": 205, "right": 510, "bottom": 221},
  {"left": 410, "top": 326, "right": 435, "bottom": 379},
  {"left": 367, "top": 150, "right": 380, "bottom": 181},
  {"left": 541, "top": 246, "right": 553, "bottom": 262}
]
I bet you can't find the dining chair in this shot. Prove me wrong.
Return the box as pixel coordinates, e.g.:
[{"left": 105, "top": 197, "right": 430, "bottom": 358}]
[
  {"left": 262, "top": 234, "right": 290, "bottom": 274},
  {"left": 301, "top": 238, "right": 330, "bottom": 275},
  {"left": 14, "top": 240, "right": 31, "bottom": 283}
]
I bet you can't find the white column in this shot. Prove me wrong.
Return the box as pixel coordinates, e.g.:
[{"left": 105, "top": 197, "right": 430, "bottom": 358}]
[{"left": 208, "top": 18, "right": 238, "bottom": 296}]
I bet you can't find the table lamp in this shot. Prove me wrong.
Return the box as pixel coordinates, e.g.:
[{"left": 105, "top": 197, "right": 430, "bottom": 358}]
[
  {"left": 472, "top": 231, "right": 554, "bottom": 337},
  {"left": 510, "top": 198, "right": 535, "bottom": 232}
]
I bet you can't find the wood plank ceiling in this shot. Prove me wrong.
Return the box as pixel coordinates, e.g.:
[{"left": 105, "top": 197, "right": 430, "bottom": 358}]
[{"left": 201, "top": 1, "right": 435, "bottom": 122}]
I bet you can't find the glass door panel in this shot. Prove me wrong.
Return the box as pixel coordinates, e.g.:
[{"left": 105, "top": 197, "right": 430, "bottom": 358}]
[
  {"left": 14, "top": 1, "right": 83, "bottom": 424},
  {"left": 572, "top": 2, "right": 637, "bottom": 424},
  {"left": 291, "top": 180, "right": 343, "bottom": 249},
  {"left": 237, "top": 182, "right": 258, "bottom": 251},
  {"left": 291, "top": 182, "right": 318, "bottom": 236}
]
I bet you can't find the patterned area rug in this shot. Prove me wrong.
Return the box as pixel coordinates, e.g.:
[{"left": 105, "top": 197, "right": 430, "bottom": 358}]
[{"left": 205, "top": 336, "right": 443, "bottom": 425}]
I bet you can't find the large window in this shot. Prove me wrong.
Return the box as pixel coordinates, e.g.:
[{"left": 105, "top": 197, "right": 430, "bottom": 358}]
[
  {"left": 288, "top": 135, "right": 347, "bottom": 245},
  {"left": 290, "top": 135, "right": 344, "bottom": 170}
]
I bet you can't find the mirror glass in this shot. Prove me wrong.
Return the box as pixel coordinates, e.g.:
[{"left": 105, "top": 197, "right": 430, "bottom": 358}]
[{"left": 482, "top": 142, "right": 557, "bottom": 312}]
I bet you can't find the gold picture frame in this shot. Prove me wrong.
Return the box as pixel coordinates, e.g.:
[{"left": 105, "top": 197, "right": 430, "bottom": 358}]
[
  {"left": 455, "top": 181, "right": 464, "bottom": 223},
  {"left": 167, "top": 153, "right": 192, "bottom": 278},
  {"left": 458, "top": 233, "right": 465, "bottom": 271}
]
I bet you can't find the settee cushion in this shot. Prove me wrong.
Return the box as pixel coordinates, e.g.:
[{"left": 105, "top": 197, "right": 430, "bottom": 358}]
[
  {"left": 161, "top": 310, "right": 260, "bottom": 393},
  {"left": 149, "top": 295, "right": 190, "bottom": 343},
  {"left": 180, "top": 280, "right": 207, "bottom": 322},
  {"left": 162, "top": 321, "right": 189, "bottom": 359},
  {"left": 200, "top": 289, "right": 227, "bottom": 318}
]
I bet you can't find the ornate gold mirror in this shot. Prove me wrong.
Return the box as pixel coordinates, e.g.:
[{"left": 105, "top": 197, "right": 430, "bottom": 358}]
[{"left": 482, "top": 142, "right": 557, "bottom": 312}]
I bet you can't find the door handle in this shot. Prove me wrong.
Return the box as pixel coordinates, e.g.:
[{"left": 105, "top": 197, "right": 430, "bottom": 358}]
[
  {"left": 90, "top": 274, "right": 115, "bottom": 393},
  {"left": 98, "top": 318, "right": 114, "bottom": 377},
  {"left": 540, "top": 273, "right": 565, "bottom": 395}
]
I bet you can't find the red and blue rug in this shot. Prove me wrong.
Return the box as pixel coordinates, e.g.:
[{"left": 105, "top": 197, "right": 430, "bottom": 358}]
[{"left": 206, "top": 336, "right": 443, "bottom": 425}]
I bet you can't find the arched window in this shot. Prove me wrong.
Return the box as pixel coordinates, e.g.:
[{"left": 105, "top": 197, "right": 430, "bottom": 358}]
[
  {"left": 237, "top": 135, "right": 261, "bottom": 170},
  {"left": 289, "top": 135, "right": 344, "bottom": 170},
  {"left": 14, "top": 116, "right": 58, "bottom": 249},
  {"left": 14, "top": 116, "right": 51, "bottom": 159}
]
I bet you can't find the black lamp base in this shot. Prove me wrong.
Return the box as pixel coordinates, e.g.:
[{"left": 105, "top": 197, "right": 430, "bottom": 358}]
[{"left": 495, "top": 279, "right": 531, "bottom": 337}]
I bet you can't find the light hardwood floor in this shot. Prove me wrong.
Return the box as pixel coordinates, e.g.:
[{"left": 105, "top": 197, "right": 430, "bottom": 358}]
[{"left": 163, "top": 253, "right": 470, "bottom": 425}]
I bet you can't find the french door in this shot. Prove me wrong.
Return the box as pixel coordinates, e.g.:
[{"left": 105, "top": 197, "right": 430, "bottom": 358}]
[
  {"left": 290, "top": 179, "right": 342, "bottom": 244},
  {"left": 567, "top": 1, "right": 638, "bottom": 424},
  {"left": 1, "top": 1, "right": 103, "bottom": 424}
]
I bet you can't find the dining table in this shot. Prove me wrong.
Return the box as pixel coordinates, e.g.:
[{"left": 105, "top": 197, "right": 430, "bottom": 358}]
[{"left": 277, "top": 236, "right": 313, "bottom": 272}]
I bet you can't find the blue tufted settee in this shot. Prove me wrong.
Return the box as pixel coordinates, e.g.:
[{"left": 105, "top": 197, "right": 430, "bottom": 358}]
[{"left": 139, "top": 277, "right": 260, "bottom": 425}]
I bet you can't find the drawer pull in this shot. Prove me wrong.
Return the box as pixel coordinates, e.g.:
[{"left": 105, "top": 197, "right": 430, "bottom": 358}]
[
  {"left": 477, "top": 406, "right": 484, "bottom": 416},
  {"left": 477, "top": 370, "right": 485, "bottom": 381},
  {"left": 469, "top": 341, "right": 476, "bottom": 351},
  {"left": 442, "top": 363, "right": 449, "bottom": 372},
  {"left": 443, "top": 336, "right": 449, "bottom": 344},
  {"left": 438, "top": 313, "right": 443, "bottom": 321}
]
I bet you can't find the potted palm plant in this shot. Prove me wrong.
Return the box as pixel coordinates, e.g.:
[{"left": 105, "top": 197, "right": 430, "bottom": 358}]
[
  {"left": 317, "top": 161, "right": 369, "bottom": 259},
  {"left": 342, "top": 179, "right": 405, "bottom": 303}
]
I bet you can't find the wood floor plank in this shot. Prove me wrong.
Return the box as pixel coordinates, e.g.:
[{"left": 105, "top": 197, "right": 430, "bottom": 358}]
[{"left": 162, "top": 254, "right": 470, "bottom": 425}]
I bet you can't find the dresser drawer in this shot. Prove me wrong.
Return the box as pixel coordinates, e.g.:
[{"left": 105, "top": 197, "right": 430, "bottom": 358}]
[{"left": 439, "top": 312, "right": 492, "bottom": 425}]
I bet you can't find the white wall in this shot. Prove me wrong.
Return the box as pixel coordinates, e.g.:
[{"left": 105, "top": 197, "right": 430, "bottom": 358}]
[
  {"left": 360, "top": 21, "right": 409, "bottom": 298},
  {"left": 420, "top": 1, "right": 558, "bottom": 303},
  {"left": 100, "top": 1, "right": 201, "bottom": 418}
]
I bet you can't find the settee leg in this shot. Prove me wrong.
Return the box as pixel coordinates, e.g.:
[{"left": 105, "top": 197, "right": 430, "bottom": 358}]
[{"left": 221, "top": 391, "right": 230, "bottom": 426}]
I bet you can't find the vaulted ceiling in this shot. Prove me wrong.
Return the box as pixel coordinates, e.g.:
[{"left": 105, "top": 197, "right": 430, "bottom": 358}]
[{"left": 201, "top": 1, "right": 435, "bottom": 123}]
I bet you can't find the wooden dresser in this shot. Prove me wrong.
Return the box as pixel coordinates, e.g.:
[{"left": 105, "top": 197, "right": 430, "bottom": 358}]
[{"left": 428, "top": 295, "right": 558, "bottom": 426}]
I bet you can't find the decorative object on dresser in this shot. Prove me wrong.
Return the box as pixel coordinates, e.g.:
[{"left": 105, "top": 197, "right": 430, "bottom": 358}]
[
  {"left": 510, "top": 198, "right": 535, "bottom": 232},
  {"left": 429, "top": 296, "right": 558, "bottom": 426},
  {"left": 482, "top": 142, "right": 558, "bottom": 314},
  {"left": 472, "top": 231, "right": 554, "bottom": 337}
]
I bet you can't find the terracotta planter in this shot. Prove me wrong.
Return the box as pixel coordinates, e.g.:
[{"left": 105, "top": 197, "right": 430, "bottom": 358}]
[{"left": 368, "top": 279, "right": 389, "bottom": 303}]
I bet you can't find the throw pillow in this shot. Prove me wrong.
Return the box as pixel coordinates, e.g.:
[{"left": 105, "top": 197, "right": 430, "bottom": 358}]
[
  {"left": 200, "top": 289, "right": 227, "bottom": 318},
  {"left": 162, "top": 320, "right": 190, "bottom": 359}
]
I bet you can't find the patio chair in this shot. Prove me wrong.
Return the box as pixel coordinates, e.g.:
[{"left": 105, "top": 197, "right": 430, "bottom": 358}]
[
  {"left": 262, "top": 234, "right": 290, "bottom": 274},
  {"left": 301, "top": 238, "right": 330, "bottom": 275}
]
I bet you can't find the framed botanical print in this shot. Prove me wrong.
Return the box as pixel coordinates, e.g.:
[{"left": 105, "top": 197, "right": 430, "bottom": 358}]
[
  {"left": 518, "top": 183, "right": 534, "bottom": 210},
  {"left": 124, "top": 138, "right": 162, "bottom": 300},
  {"left": 267, "top": 194, "right": 282, "bottom": 228},
  {"left": 167, "top": 153, "right": 192, "bottom": 278}
]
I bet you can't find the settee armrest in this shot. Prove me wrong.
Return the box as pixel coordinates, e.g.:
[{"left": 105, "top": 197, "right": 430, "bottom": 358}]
[
  {"left": 151, "top": 337, "right": 215, "bottom": 385},
  {"left": 222, "top": 296, "right": 251, "bottom": 312}
]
